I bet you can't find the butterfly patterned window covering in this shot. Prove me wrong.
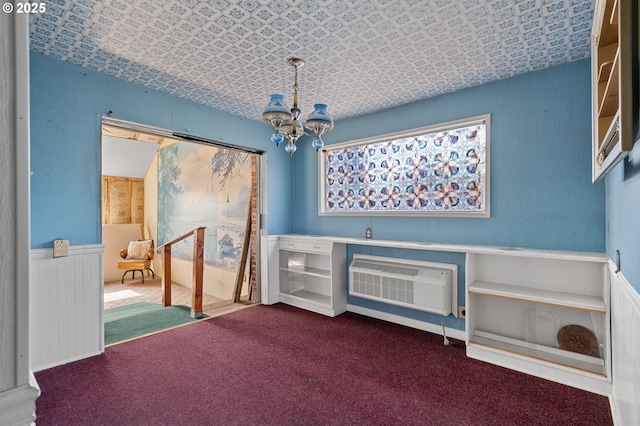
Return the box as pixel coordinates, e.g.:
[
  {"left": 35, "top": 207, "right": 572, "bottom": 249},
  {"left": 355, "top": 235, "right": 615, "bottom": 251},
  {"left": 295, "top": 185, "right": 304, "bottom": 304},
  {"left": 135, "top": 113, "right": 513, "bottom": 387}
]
[{"left": 320, "top": 115, "right": 489, "bottom": 217}]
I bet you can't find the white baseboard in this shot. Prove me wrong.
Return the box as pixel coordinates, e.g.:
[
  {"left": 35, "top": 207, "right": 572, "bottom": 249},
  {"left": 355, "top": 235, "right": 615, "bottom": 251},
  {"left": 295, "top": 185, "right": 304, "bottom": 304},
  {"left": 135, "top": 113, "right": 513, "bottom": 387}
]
[
  {"left": 347, "top": 304, "right": 466, "bottom": 341},
  {"left": 0, "top": 371, "right": 40, "bottom": 426}
]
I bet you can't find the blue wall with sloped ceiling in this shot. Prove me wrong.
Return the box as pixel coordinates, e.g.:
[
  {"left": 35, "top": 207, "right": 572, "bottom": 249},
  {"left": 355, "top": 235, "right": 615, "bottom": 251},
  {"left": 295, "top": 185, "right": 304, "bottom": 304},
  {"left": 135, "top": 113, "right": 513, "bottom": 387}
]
[
  {"left": 29, "top": 52, "right": 291, "bottom": 249},
  {"left": 291, "top": 59, "right": 605, "bottom": 253}
]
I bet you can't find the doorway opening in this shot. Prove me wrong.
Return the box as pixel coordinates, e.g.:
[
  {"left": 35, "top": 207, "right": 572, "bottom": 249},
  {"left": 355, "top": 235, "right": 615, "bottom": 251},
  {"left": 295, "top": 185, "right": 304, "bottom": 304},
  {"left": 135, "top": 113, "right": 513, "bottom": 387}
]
[{"left": 101, "top": 119, "right": 262, "bottom": 336}]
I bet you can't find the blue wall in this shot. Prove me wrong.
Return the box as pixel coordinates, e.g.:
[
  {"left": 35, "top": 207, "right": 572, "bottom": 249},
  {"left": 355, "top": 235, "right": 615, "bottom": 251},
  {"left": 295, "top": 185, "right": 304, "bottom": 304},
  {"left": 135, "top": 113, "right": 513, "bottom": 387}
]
[
  {"left": 30, "top": 52, "right": 292, "bottom": 249},
  {"left": 31, "top": 52, "right": 626, "bottom": 323},
  {"left": 606, "top": 145, "right": 640, "bottom": 292},
  {"left": 291, "top": 60, "right": 606, "bottom": 253}
]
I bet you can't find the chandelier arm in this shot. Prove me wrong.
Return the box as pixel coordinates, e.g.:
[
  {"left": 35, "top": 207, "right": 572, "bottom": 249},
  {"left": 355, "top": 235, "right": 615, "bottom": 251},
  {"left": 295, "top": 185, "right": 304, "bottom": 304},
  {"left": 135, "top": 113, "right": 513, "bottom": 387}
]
[{"left": 262, "top": 58, "right": 332, "bottom": 157}]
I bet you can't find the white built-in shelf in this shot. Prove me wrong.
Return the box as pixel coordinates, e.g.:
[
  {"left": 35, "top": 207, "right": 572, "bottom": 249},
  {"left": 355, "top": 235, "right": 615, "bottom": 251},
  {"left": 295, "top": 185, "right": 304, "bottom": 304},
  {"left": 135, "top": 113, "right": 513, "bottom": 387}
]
[
  {"left": 278, "top": 237, "right": 347, "bottom": 317},
  {"left": 591, "top": 0, "right": 638, "bottom": 182},
  {"left": 280, "top": 266, "right": 331, "bottom": 279},
  {"left": 280, "top": 289, "right": 331, "bottom": 306},
  {"left": 466, "top": 250, "right": 611, "bottom": 394},
  {"left": 265, "top": 234, "right": 612, "bottom": 394},
  {"left": 468, "top": 281, "right": 606, "bottom": 313}
]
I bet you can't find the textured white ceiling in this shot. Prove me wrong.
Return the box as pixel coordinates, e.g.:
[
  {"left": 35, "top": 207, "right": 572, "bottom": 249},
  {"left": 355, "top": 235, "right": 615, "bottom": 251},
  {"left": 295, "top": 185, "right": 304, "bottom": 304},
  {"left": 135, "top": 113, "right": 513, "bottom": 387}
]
[{"left": 29, "top": 0, "right": 594, "bottom": 122}]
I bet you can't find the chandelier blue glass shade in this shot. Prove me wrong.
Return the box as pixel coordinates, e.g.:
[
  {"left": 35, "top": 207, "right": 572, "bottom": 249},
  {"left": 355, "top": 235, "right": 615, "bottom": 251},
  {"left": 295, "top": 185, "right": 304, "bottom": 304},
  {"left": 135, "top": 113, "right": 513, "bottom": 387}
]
[{"left": 261, "top": 58, "right": 334, "bottom": 156}]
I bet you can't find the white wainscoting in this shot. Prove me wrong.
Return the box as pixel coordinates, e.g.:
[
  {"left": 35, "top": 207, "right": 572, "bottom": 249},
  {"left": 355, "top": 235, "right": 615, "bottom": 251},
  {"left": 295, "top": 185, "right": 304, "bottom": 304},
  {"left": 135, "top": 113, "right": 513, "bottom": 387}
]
[
  {"left": 610, "top": 261, "right": 640, "bottom": 426},
  {"left": 30, "top": 245, "right": 104, "bottom": 372}
]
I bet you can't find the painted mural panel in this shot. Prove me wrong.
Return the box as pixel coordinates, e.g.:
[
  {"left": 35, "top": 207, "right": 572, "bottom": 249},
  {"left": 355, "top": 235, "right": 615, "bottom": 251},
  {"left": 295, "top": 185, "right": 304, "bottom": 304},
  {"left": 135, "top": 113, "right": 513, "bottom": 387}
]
[{"left": 158, "top": 142, "right": 251, "bottom": 270}]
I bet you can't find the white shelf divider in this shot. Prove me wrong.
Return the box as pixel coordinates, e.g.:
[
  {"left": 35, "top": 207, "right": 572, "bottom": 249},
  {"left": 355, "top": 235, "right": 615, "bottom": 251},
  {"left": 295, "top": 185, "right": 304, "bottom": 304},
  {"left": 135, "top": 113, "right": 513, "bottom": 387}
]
[
  {"left": 280, "top": 266, "right": 331, "bottom": 279},
  {"left": 468, "top": 280, "right": 606, "bottom": 313},
  {"left": 281, "top": 289, "right": 331, "bottom": 306}
]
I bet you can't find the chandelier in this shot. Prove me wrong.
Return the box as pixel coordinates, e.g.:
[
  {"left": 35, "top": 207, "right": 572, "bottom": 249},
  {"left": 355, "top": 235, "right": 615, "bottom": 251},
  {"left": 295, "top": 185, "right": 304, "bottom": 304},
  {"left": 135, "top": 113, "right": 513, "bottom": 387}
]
[{"left": 261, "top": 58, "right": 334, "bottom": 156}]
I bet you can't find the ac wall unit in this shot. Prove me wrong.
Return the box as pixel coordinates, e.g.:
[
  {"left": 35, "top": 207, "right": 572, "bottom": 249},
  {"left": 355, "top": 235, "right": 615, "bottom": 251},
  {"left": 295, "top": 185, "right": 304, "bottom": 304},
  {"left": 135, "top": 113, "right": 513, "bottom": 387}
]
[{"left": 349, "top": 254, "right": 457, "bottom": 317}]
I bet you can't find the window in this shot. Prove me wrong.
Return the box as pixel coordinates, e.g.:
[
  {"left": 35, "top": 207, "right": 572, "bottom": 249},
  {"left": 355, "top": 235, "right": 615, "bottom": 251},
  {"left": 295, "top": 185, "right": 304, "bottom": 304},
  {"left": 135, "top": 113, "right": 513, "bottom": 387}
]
[{"left": 319, "top": 115, "right": 489, "bottom": 217}]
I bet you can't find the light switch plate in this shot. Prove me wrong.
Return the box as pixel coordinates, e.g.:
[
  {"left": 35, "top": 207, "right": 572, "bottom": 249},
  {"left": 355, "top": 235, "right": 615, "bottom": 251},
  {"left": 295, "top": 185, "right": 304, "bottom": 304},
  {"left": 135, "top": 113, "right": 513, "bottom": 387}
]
[{"left": 53, "top": 239, "right": 69, "bottom": 257}]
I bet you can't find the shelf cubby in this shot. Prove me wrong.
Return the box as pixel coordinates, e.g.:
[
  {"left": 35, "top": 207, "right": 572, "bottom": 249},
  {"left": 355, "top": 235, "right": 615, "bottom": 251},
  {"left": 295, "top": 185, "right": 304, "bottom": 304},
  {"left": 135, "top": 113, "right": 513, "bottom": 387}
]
[
  {"left": 470, "top": 330, "right": 606, "bottom": 377},
  {"left": 591, "top": 0, "right": 638, "bottom": 181},
  {"left": 278, "top": 237, "right": 346, "bottom": 317},
  {"left": 466, "top": 252, "right": 611, "bottom": 394}
]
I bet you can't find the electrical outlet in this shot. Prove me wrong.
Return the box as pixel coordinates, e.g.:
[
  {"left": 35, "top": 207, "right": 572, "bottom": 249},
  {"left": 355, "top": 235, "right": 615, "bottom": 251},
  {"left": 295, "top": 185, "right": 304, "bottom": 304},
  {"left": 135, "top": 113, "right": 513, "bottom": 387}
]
[
  {"left": 53, "top": 239, "right": 69, "bottom": 257},
  {"left": 458, "top": 305, "right": 466, "bottom": 319}
]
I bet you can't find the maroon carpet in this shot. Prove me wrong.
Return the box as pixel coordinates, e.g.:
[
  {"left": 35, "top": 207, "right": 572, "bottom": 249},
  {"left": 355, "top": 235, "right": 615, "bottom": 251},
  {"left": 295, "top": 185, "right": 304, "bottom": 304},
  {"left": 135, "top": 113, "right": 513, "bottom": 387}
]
[{"left": 35, "top": 304, "right": 612, "bottom": 425}]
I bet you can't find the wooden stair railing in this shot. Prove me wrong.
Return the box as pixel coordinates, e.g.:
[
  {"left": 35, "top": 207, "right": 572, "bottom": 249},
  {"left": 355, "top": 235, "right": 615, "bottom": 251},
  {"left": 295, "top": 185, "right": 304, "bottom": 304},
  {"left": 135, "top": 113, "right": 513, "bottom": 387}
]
[{"left": 157, "top": 227, "right": 206, "bottom": 319}]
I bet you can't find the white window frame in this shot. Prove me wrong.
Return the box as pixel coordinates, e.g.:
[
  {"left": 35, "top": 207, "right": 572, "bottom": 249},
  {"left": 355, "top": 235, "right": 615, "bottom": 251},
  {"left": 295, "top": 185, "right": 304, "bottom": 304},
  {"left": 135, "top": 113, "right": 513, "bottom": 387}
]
[{"left": 318, "top": 114, "right": 490, "bottom": 217}]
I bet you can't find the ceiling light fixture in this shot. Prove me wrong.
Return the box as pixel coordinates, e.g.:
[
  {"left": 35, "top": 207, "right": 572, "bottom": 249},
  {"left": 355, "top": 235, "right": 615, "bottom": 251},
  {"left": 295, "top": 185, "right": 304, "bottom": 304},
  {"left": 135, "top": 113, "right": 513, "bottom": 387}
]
[{"left": 261, "top": 58, "right": 334, "bottom": 156}]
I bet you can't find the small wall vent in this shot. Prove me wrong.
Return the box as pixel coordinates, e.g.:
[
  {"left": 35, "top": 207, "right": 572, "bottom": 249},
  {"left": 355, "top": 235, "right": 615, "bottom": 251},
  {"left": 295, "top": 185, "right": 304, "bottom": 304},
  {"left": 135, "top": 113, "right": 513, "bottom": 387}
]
[{"left": 349, "top": 254, "right": 457, "bottom": 317}]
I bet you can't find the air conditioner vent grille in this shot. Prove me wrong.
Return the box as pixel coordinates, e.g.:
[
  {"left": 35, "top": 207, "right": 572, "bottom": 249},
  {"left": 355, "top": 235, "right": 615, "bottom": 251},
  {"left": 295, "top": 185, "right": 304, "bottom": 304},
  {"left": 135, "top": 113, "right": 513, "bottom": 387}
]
[
  {"left": 351, "top": 271, "right": 415, "bottom": 305},
  {"left": 349, "top": 255, "right": 455, "bottom": 316},
  {"left": 350, "top": 260, "right": 420, "bottom": 277}
]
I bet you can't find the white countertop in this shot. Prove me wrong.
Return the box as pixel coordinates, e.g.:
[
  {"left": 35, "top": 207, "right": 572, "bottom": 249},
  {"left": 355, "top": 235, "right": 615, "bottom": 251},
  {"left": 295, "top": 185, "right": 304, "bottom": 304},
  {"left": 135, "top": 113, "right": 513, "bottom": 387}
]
[{"left": 270, "top": 234, "right": 609, "bottom": 263}]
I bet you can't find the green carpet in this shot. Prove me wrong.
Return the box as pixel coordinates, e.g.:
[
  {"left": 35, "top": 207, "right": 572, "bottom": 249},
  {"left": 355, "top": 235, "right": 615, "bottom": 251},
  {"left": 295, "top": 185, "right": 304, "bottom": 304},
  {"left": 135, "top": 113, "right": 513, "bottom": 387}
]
[{"left": 105, "top": 302, "right": 206, "bottom": 345}]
